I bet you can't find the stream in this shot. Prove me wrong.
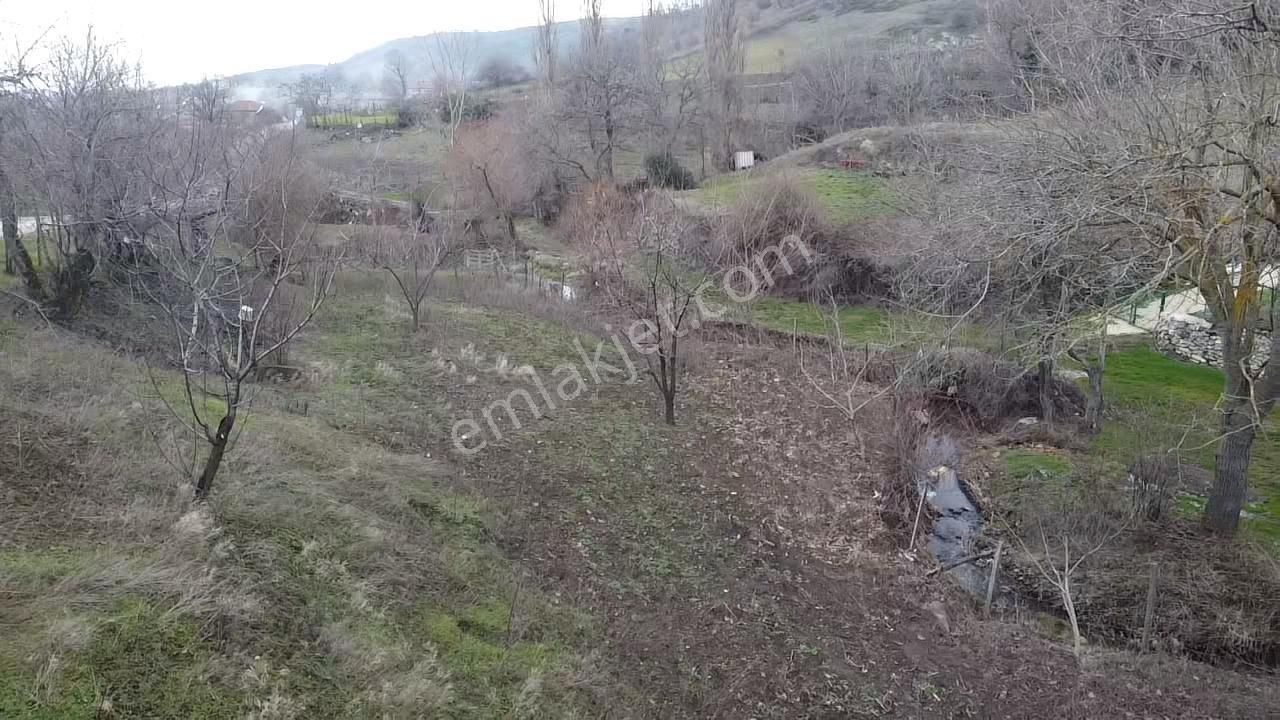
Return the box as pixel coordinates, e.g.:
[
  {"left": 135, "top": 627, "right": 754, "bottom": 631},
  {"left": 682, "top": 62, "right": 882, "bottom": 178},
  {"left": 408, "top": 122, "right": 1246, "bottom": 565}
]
[{"left": 915, "top": 433, "right": 992, "bottom": 598}]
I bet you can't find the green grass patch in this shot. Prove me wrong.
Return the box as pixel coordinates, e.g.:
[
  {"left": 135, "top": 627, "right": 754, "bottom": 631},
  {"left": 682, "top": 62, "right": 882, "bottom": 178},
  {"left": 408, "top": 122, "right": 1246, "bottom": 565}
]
[
  {"left": 740, "top": 296, "right": 893, "bottom": 343},
  {"left": 685, "top": 168, "right": 893, "bottom": 225},
  {"left": 311, "top": 112, "right": 399, "bottom": 127},
  {"left": 1003, "top": 449, "right": 1072, "bottom": 479},
  {"left": 445, "top": 306, "right": 601, "bottom": 371},
  {"left": 997, "top": 448, "right": 1073, "bottom": 498},
  {"left": 0, "top": 598, "right": 243, "bottom": 719},
  {"left": 415, "top": 603, "right": 571, "bottom": 718},
  {"left": 1093, "top": 346, "right": 1280, "bottom": 540},
  {"left": 0, "top": 547, "right": 91, "bottom": 585},
  {"left": 807, "top": 169, "right": 895, "bottom": 224}
]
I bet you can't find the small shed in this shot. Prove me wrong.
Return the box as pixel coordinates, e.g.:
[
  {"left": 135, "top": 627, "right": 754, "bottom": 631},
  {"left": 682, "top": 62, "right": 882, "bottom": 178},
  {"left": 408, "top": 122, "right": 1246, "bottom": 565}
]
[{"left": 733, "top": 151, "right": 756, "bottom": 171}]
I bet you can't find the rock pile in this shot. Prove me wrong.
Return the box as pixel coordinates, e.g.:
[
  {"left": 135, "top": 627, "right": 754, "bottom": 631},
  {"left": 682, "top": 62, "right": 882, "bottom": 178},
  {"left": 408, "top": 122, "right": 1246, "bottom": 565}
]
[{"left": 1153, "top": 313, "right": 1270, "bottom": 369}]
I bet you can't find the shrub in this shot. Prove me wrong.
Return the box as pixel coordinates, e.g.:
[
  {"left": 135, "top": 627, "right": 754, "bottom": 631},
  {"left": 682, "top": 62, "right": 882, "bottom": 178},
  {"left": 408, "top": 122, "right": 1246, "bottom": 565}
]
[
  {"left": 438, "top": 95, "right": 495, "bottom": 124},
  {"left": 644, "top": 152, "right": 697, "bottom": 190},
  {"left": 905, "top": 347, "right": 1086, "bottom": 429}
]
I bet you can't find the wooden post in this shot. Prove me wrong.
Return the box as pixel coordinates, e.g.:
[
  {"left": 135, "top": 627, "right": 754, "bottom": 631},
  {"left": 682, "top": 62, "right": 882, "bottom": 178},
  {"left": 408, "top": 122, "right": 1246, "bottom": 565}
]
[
  {"left": 909, "top": 486, "right": 927, "bottom": 551},
  {"left": 1142, "top": 561, "right": 1159, "bottom": 652},
  {"left": 984, "top": 541, "right": 1004, "bottom": 617}
]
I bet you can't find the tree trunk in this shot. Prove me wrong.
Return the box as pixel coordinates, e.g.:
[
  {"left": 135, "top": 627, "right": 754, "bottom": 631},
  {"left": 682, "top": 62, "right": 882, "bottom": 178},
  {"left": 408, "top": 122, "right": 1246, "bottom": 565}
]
[
  {"left": 195, "top": 412, "right": 236, "bottom": 501},
  {"left": 1083, "top": 362, "right": 1104, "bottom": 433},
  {"left": 504, "top": 212, "right": 518, "bottom": 243},
  {"left": 601, "top": 107, "right": 615, "bottom": 182},
  {"left": 1038, "top": 357, "right": 1055, "bottom": 424},
  {"left": 1206, "top": 401, "right": 1254, "bottom": 536},
  {"left": 7, "top": 234, "right": 43, "bottom": 301},
  {"left": 2, "top": 205, "right": 15, "bottom": 276},
  {"left": 0, "top": 139, "right": 16, "bottom": 275},
  {"left": 663, "top": 389, "right": 676, "bottom": 426}
]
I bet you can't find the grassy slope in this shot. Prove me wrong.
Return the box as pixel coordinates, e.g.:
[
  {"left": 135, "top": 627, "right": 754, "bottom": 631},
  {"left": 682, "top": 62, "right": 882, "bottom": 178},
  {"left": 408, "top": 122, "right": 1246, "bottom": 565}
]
[
  {"left": 0, "top": 286, "right": 605, "bottom": 718},
  {"left": 1095, "top": 347, "right": 1280, "bottom": 541},
  {"left": 740, "top": 0, "right": 971, "bottom": 73},
  {"left": 684, "top": 167, "right": 895, "bottom": 224}
]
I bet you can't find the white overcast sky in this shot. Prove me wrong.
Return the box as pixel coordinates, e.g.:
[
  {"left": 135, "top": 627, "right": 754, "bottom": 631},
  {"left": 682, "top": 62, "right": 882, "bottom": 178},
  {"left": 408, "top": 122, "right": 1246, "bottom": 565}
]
[{"left": 1, "top": 0, "right": 649, "bottom": 85}]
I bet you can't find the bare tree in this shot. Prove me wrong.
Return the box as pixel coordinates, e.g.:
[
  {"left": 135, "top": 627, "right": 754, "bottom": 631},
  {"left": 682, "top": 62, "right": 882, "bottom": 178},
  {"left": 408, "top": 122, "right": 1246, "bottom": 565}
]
[
  {"left": 476, "top": 56, "right": 530, "bottom": 88},
  {"left": 1016, "top": 511, "right": 1126, "bottom": 659},
  {"left": 883, "top": 42, "right": 944, "bottom": 125},
  {"left": 450, "top": 118, "right": 534, "bottom": 243},
  {"left": 146, "top": 132, "right": 340, "bottom": 500},
  {"left": 981, "top": 0, "right": 1280, "bottom": 536},
  {"left": 704, "top": 0, "right": 744, "bottom": 170},
  {"left": 638, "top": 0, "right": 705, "bottom": 157},
  {"left": 0, "top": 48, "right": 35, "bottom": 288},
  {"left": 187, "top": 77, "right": 227, "bottom": 124},
  {"left": 795, "top": 41, "right": 877, "bottom": 135},
  {"left": 383, "top": 50, "right": 412, "bottom": 105},
  {"left": 282, "top": 72, "right": 334, "bottom": 122},
  {"left": 427, "top": 32, "right": 479, "bottom": 146},
  {"left": 534, "top": 0, "right": 559, "bottom": 92},
  {"left": 902, "top": 131, "right": 1156, "bottom": 430},
  {"left": 371, "top": 217, "right": 462, "bottom": 332},
  {"left": 8, "top": 29, "right": 150, "bottom": 315},
  {"left": 571, "top": 0, "right": 640, "bottom": 182},
  {"left": 580, "top": 189, "right": 706, "bottom": 424}
]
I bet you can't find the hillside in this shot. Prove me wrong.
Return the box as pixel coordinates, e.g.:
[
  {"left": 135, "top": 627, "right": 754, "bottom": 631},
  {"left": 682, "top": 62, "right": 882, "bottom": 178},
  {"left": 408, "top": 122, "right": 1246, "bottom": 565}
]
[
  {"left": 229, "top": 0, "right": 978, "bottom": 99},
  {"left": 229, "top": 18, "right": 640, "bottom": 101}
]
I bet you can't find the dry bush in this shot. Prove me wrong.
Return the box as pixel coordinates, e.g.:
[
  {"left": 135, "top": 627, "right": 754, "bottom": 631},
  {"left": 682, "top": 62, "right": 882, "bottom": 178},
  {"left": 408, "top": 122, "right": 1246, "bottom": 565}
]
[
  {"left": 878, "top": 387, "right": 930, "bottom": 536},
  {"left": 905, "top": 347, "right": 1086, "bottom": 429},
  {"left": 232, "top": 136, "right": 328, "bottom": 262},
  {"left": 710, "top": 175, "right": 897, "bottom": 302},
  {"left": 447, "top": 118, "right": 537, "bottom": 244},
  {"left": 1078, "top": 527, "right": 1280, "bottom": 667},
  {"left": 996, "top": 449, "right": 1280, "bottom": 666},
  {"left": 560, "top": 184, "right": 645, "bottom": 298},
  {"left": 712, "top": 175, "right": 828, "bottom": 265}
]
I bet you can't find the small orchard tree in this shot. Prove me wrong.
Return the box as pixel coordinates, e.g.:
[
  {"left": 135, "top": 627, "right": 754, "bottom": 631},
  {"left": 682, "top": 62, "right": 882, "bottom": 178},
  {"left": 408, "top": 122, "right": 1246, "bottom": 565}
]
[
  {"left": 580, "top": 189, "right": 706, "bottom": 425},
  {"left": 371, "top": 216, "right": 464, "bottom": 332},
  {"left": 147, "top": 132, "right": 340, "bottom": 500}
]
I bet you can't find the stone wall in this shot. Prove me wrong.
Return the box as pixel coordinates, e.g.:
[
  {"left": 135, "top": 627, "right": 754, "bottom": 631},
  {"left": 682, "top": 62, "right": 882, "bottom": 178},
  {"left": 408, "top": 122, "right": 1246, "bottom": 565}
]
[{"left": 1153, "top": 314, "right": 1269, "bottom": 369}]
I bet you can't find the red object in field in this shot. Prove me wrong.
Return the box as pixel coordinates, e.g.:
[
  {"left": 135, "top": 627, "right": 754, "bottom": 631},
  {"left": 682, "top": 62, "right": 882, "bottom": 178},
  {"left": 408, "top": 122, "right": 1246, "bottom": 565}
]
[{"left": 840, "top": 157, "right": 867, "bottom": 170}]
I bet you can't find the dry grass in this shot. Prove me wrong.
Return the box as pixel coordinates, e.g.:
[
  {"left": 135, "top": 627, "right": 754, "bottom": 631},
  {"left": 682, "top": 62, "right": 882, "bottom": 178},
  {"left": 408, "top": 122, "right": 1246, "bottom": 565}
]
[{"left": 0, "top": 303, "right": 603, "bottom": 718}]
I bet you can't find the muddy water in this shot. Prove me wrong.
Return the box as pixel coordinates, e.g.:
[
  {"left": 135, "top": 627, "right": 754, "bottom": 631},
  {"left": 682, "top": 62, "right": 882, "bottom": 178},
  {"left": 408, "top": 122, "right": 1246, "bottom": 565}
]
[{"left": 915, "top": 433, "right": 990, "bottom": 597}]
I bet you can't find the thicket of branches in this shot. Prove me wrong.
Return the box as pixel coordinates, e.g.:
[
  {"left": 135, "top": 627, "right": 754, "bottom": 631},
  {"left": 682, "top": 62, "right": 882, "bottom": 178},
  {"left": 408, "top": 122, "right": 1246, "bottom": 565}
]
[
  {"left": 0, "top": 33, "right": 340, "bottom": 500},
  {"left": 900, "top": 0, "right": 1280, "bottom": 537}
]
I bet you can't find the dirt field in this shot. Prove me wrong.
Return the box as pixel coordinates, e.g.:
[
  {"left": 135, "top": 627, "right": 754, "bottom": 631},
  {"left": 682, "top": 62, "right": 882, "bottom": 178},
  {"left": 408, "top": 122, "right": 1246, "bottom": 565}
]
[{"left": 2, "top": 274, "right": 1277, "bottom": 718}]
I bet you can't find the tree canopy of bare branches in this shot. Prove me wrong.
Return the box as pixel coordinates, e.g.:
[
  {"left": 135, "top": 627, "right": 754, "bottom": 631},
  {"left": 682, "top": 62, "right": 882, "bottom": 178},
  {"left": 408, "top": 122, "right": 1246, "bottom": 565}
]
[
  {"left": 924, "top": 0, "right": 1280, "bottom": 536},
  {"left": 427, "top": 32, "right": 479, "bottom": 146},
  {"left": 704, "top": 0, "right": 744, "bottom": 170},
  {"left": 383, "top": 49, "right": 413, "bottom": 105}
]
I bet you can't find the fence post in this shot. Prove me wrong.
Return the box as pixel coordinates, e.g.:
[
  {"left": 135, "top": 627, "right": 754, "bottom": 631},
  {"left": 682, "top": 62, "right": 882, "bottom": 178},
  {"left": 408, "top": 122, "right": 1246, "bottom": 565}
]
[
  {"left": 984, "top": 540, "right": 1004, "bottom": 618},
  {"left": 1142, "top": 561, "right": 1159, "bottom": 652}
]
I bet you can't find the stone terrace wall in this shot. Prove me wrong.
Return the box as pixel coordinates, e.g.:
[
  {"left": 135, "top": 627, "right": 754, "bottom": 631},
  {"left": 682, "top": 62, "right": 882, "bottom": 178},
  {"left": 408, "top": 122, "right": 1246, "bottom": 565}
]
[{"left": 1154, "top": 314, "right": 1269, "bottom": 369}]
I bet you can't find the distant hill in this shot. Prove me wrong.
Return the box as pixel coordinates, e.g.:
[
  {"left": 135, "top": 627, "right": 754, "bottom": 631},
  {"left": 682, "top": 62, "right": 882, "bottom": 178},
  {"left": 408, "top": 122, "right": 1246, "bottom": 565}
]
[
  {"left": 228, "top": 0, "right": 978, "bottom": 103},
  {"left": 228, "top": 18, "right": 641, "bottom": 103}
]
